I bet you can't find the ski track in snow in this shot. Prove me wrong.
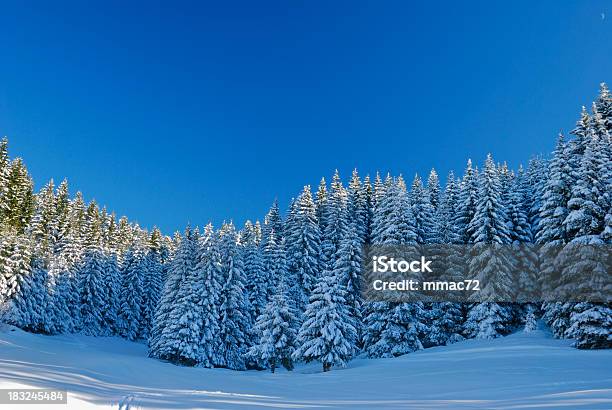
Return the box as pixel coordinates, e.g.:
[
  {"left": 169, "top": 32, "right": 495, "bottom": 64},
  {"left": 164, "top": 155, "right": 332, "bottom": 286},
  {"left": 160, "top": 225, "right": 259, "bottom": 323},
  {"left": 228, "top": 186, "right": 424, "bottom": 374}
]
[{"left": 0, "top": 325, "right": 611, "bottom": 409}]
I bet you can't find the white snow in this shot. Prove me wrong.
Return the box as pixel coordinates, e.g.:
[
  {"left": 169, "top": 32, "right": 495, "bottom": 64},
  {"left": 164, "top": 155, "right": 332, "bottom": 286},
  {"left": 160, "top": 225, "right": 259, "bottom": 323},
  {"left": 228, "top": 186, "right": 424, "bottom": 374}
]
[{"left": 0, "top": 323, "right": 611, "bottom": 409}]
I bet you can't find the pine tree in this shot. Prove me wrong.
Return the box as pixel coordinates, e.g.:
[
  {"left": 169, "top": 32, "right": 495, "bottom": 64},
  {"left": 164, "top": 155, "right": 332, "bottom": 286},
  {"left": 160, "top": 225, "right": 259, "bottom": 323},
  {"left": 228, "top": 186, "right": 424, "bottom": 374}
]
[
  {"left": 140, "top": 233, "right": 164, "bottom": 340},
  {"left": 193, "top": 229, "right": 222, "bottom": 368},
  {"left": 118, "top": 246, "right": 145, "bottom": 340},
  {"left": 348, "top": 169, "right": 369, "bottom": 244},
  {"left": 261, "top": 199, "right": 283, "bottom": 248},
  {"left": 363, "top": 301, "right": 425, "bottom": 358},
  {"left": 0, "top": 138, "right": 10, "bottom": 213},
  {"left": 508, "top": 166, "right": 539, "bottom": 324},
  {"left": 537, "top": 134, "right": 576, "bottom": 338},
  {"left": 1, "top": 234, "right": 41, "bottom": 330},
  {"left": 293, "top": 271, "right": 357, "bottom": 371},
  {"left": 427, "top": 172, "right": 465, "bottom": 346},
  {"left": 426, "top": 169, "right": 441, "bottom": 212},
  {"left": 149, "top": 227, "right": 202, "bottom": 365},
  {"left": 456, "top": 159, "right": 479, "bottom": 244},
  {"left": 77, "top": 247, "right": 107, "bottom": 336},
  {"left": 464, "top": 154, "right": 513, "bottom": 339},
  {"left": 526, "top": 157, "right": 547, "bottom": 241},
  {"left": 217, "top": 223, "right": 251, "bottom": 370},
  {"left": 364, "top": 176, "right": 425, "bottom": 356},
  {"left": 101, "top": 253, "right": 120, "bottom": 335},
  {"left": 248, "top": 277, "right": 298, "bottom": 373},
  {"left": 567, "top": 302, "right": 612, "bottom": 349},
  {"left": 285, "top": 186, "right": 321, "bottom": 311},
  {"left": 595, "top": 82, "right": 612, "bottom": 132},
  {"left": 320, "top": 170, "right": 349, "bottom": 272},
  {"left": 564, "top": 131, "right": 607, "bottom": 241},
  {"left": 242, "top": 221, "right": 267, "bottom": 321},
  {"left": 29, "top": 180, "right": 57, "bottom": 263},
  {"left": 410, "top": 174, "right": 435, "bottom": 244},
  {"left": 45, "top": 252, "right": 74, "bottom": 334},
  {"left": 428, "top": 302, "right": 465, "bottom": 346},
  {"left": 315, "top": 177, "right": 328, "bottom": 235},
  {"left": 332, "top": 221, "right": 363, "bottom": 340},
  {"left": 2, "top": 159, "right": 35, "bottom": 234}
]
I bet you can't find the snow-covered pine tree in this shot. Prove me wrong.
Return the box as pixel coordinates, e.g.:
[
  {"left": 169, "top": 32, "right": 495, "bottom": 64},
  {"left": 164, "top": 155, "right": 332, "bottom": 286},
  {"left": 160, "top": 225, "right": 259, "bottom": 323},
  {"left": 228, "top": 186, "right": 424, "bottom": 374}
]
[
  {"left": 363, "top": 176, "right": 425, "bottom": 357},
  {"left": 526, "top": 157, "right": 547, "bottom": 244},
  {"left": 7, "top": 256, "right": 47, "bottom": 333},
  {"left": 1, "top": 158, "right": 34, "bottom": 234},
  {"left": 320, "top": 170, "right": 349, "bottom": 273},
  {"left": 285, "top": 185, "right": 321, "bottom": 312},
  {"left": 427, "top": 172, "right": 465, "bottom": 346},
  {"left": 426, "top": 169, "right": 441, "bottom": 213},
  {"left": 427, "top": 302, "right": 464, "bottom": 346},
  {"left": 372, "top": 172, "right": 386, "bottom": 209},
  {"left": 315, "top": 177, "right": 328, "bottom": 235},
  {"left": 248, "top": 275, "right": 298, "bottom": 373},
  {"left": 118, "top": 245, "right": 145, "bottom": 341},
  {"left": 410, "top": 173, "right": 435, "bottom": 244},
  {"left": 362, "top": 174, "right": 374, "bottom": 244},
  {"left": 536, "top": 134, "right": 575, "bottom": 338},
  {"left": 242, "top": 220, "right": 268, "bottom": 321},
  {"left": 0, "top": 138, "right": 9, "bottom": 214},
  {"left": 564, "top": 126, "right": 607, "bottom": 241},
  {"left": 261, "top": 199, "right": 283, "bottom": 248},
  {"left": 464, "top": 154, "right": 513, "bottom": 340},
  {"left": 560, "top": 117, "right": 611, "bottom": 348},
  {"left": 263, "top": 231, "right": 297, "bottom": 316},
  {"left": 507, "top": 166, "right": 539, "bottom": 324},
  {"left": 332, "top": 220, "right": 363, "bottom": 342},
  {"left": 45, "top": 252, "right": 74, "bottom": 334},
  {"left": 76, "top": 202, "right": 107, "bottom": 336},
  {"left": 100, "top": 253, "right": 120, "bottom": 335},
  {"left": 217, "top": 223, "right": 251, "bottom": 370},
  {"left": 29, "top": 180, "right": 57, "bottom": 263},
  {"left": 1, "top": 234, "right": 43, "bottom": 330},
  {"left": 140, "top": 231, "right": 165, "bottom": 340},
  {"left": 348, "top": 169, "right": 369, "bottom": 245},
  {"left": 193, "top": 228, "right": 222, "bottom": 368},
  {"left": 455, "top": 159, "right": 479, "bottom": 244},
  {"left": 149, "top": 227, "right": 202, "bottom": 365},
  {"left": 293, "top": 267, "right": 357, "bottom": 371},
  {"left": 595, "top": 82, "right": 612, "bottom": 132},
  {"left": 435, "top": 171, "right": 461, "bottom": 245},
  {"left": 566, "top": 302, "right": 612, "bottom": 349}
]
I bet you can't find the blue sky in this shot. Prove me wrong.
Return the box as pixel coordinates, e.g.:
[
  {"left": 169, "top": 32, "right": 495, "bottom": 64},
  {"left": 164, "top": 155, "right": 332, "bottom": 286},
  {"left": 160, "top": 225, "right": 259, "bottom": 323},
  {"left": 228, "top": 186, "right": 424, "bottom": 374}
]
[{"left": 0, "top": 1, "right": 610, "bottom": 234}]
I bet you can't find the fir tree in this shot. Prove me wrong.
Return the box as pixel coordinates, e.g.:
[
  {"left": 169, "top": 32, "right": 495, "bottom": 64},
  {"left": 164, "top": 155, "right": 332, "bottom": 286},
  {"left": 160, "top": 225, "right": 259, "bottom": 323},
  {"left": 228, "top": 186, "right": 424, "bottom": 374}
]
[
  {"left": 141, "top": 240, "right": 164, "bottom": 340},
  {"left": 348, "top": 169, "right": 369, "bottom": 244},
  {"left": 410, "top": 174, "right": 435, "bottom": 244},
  {"left": 2, "top": 159, "right": 35, "bottom": 234},
  {"left": 464, "top": 154, "right": 513, "bottom": 339},
  {"left": 242, "top": 221, "right": 267, "bottom": 321},
  {"left": 118, "top": 246, "right": 145, "bottom": 340},
  {"left": 193, "top": 229, "right": 223, "bottom": 368},
  {"left": 456, "top": 159, "right": 479, "bottom": 244},
  {"left": 285, "top": 186, "right": 321, "bottom": 311},
  {"left": 149, "top": 228, "right": 202, "bottom": 365},
  {"left": 426, "top": 169, "right": 441, "bottom": 212},
  {"left": 293, "top": 271, "right": 357, "bottom": 372},
  {"left": 248, "top": 277, "right": 298, "bottom": 373},
  {"left": 217, "top": 223, "right": 251, "bottom": 370}
]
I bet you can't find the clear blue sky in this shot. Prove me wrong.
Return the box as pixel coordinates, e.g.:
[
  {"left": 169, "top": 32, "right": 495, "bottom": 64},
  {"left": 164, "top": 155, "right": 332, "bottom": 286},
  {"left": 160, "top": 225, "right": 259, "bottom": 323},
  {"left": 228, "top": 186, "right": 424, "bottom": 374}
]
[{"left": 1, "top": 1, "right": 610, "bottom": 234}]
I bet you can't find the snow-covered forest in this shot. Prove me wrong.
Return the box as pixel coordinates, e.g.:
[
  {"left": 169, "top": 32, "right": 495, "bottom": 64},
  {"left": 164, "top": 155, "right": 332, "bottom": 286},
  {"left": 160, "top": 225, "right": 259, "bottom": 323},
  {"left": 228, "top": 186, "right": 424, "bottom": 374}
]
[{"left": 0, "top": 83, "right": 610, "bottom": 373}]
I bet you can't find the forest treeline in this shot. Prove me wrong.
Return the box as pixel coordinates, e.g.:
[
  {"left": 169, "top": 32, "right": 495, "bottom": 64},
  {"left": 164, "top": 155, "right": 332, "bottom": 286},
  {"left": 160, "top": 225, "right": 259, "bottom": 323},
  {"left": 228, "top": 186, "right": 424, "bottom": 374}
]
[{"left": 0, "top": 83, "right": 610, "bottom": 372}]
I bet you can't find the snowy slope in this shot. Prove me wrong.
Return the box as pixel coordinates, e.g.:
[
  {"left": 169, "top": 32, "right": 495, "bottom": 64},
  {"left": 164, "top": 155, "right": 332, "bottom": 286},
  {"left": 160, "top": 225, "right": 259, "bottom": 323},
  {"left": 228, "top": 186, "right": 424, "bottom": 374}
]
[{"left": 0, "top": 323, "right": 610, "bottom": 409}]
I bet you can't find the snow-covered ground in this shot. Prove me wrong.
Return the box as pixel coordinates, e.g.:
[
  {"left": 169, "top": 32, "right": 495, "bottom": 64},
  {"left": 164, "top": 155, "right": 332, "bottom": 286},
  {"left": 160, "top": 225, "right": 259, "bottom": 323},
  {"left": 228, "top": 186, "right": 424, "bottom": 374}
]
[{"left": 0, "top": 324, "right": 610, "bottom": 409}]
